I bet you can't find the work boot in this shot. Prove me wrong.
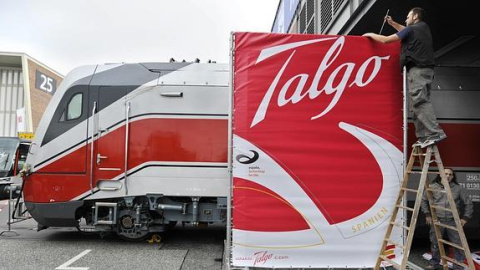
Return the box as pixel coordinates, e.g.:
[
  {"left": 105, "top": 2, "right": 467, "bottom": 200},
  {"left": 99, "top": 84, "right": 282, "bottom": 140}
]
[
  {"left": 412, "top": 139, "right": 424, "bottom": 147},
  {"left": 421, "top": 134, "right": 447, "bottom": 148}
]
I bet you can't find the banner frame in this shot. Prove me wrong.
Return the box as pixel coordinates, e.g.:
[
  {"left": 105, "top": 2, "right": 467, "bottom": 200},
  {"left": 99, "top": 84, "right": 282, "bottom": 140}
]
[{"left": 226, "top": 32, "right": 406, "bottom": 269}]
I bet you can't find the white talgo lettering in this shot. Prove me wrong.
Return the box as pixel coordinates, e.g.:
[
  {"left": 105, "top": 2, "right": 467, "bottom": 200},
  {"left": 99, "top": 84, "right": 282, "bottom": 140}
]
[
  {"left": 351, "top": 55, "right": 389, "bottom": 87},
  {"left": 250, "top": 36, "right": 391, "bottom": 127},
  {"left": 278, "top": 73, "right": 309, "bottom": 106}
]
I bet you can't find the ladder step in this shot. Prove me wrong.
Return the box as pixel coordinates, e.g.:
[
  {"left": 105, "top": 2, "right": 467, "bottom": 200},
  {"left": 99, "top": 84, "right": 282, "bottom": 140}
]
[
  {"left": 396, "top": 204, "right": 414, "bottom": 212},
  {"left": 426, "top": 188, "right": 446, "bottom": 193},
  {"left": 437, "top": 239, "right": 465, "bottom": 251},
  {"left": 390, "top": 221, "right": 410, "bottom": 231},
  {"left": 441, "top": 255, "right": 469, "bottom": 268},
  {"left": 431, "top": 205, "right": 452, "bottom": 212},
  {"left": 433, "top": 221, "right": 459, "bottom": 232},
  {"left": 384, "top": 239, "right": 405, "bottom": 249},
  {"left": 400, "top": 187, "right": 418, "bottom": 193},
  {"left": 378, "top": 255, "right": 400, "bottom": 268}
]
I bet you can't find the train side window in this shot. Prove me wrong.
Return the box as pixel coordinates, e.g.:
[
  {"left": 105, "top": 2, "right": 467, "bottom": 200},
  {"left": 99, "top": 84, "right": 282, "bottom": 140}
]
[
  {"left": 60, "top": 93, "right": 83, "bottom": 121},
  {"left": 16, "top": 143, "right": 29, "bottom": 172}
]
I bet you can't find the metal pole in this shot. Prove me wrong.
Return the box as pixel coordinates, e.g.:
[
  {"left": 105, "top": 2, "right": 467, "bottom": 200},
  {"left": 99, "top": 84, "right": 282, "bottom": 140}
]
[
  {"left": 379, "top": 9, "right": 390, "bottom": 35},
  {"left": 124, "top": 101, "right": 131, "bottom": 196},
  {"left": 402, "top": 66, "right": 408, "bottom": 248},
  {"left": 90, "top": 102, "right": 97, "bottom": 194},
  {"left": 403, "top": 66, "right": 407, "bottom": 173},
  {"left": 0, "top": 184, "right": 19, "bottom": 236},
  {"left": 225, "top": 31, "right": 235, "bottom": 270},
  {"left": 7, "top": 185, "right": 12, "bottom": 231}
]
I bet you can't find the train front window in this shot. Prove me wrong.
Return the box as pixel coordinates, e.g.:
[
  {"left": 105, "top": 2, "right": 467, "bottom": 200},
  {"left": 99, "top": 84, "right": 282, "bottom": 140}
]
[{"left": 60, "top": 93, "right": 83, "bottom": 121}]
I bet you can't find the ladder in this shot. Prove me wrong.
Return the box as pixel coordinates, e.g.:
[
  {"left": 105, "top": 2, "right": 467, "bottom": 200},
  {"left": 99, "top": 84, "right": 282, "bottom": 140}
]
[{"left": 375, "top": 145, "right": 475, "bottom": 270}]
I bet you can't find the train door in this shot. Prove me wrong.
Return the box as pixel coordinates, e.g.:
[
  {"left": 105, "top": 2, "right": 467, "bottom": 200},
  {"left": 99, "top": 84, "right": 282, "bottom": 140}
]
[{"left": 92, "top": 86, "right": 128, "bottom": 192}]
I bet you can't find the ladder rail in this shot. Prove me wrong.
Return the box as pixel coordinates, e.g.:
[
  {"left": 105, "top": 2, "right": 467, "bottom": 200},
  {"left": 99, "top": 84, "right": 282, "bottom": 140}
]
[
  {"left": 424, "top": 171, "right": 449, "bottom": 269},
  {"left": 433, "top": 148, "right": 475, "bottom": 269},
  {"left": 417, "top": 146, "right": 448, "bottom": 269},
  {"left": 399, "top": 146, "right": 433, "bottom": 267},
  {"left": 374, "top": 145, "right": 419, "bottom": 269}
]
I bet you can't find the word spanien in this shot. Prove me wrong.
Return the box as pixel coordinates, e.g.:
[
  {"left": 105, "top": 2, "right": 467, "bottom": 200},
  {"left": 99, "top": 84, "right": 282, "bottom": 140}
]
[{"left": 351, "top": 206, "right": 388, "bottom": 233}]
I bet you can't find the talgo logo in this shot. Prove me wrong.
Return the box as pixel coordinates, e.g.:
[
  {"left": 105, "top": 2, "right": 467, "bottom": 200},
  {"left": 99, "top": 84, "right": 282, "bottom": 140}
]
[
  {"left": 253, "top": 251, "right": 273, "bottom": 266},
  {"left": 236, "top": 150, "right": 259, "bottom": 164},
  {"left": 251, "top": 36, "right": 390, "bottom": 128}
]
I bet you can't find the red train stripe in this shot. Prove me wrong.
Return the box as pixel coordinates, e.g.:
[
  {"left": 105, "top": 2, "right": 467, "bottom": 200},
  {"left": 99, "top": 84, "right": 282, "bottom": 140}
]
[{"left": 25, "top": 118, "right": 228, "bottom": 203}]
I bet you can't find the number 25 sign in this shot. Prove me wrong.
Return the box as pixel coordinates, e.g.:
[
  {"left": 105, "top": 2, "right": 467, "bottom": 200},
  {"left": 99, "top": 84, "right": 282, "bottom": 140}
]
[{"left": 35, "top": 70, "right": 57, "bottom": 94}]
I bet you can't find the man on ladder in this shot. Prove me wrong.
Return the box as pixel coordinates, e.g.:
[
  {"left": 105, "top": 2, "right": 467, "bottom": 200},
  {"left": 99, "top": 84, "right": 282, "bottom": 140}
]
[
  {"left": 363, "top": 7, "right": 447, "bottom": 148},
  {"left": 421, "top": 168, "right": 474, "bottom": 270},
  {"left": 364, "top": 7, "right": 476, "bottom": 269}
]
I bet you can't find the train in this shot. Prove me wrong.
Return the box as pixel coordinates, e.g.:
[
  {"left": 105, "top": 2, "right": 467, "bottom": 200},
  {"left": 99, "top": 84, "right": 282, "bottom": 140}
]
[
  {"left": 22, "top": 62, "right": 230, "bottom": 240},
  {"left": 19, "top": 59, "right": 480, "bottom": 241},
  {"left": 0, "top": 137, "right": 30, "bottom": 200}
]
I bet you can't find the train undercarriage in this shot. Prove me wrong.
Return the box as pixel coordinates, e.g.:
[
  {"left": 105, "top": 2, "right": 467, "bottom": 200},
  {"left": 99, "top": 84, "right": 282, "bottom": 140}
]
[{"left": 29, "top": 195, "right": 228, "bottom": 241}]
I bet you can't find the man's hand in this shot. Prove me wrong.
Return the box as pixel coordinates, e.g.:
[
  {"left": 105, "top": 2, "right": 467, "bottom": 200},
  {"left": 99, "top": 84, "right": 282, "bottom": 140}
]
[
  {"left": 425, "top": 216, "right": 432, "bottom": 226},
  {"left": 383, "top": 15, "right": 405, "bottom": 32},
  {"left": 461, "top": 219, "right": 467, "bottom": 226},
  {"left": 385, "top": 15, "right": 394, "bottom": 26}
]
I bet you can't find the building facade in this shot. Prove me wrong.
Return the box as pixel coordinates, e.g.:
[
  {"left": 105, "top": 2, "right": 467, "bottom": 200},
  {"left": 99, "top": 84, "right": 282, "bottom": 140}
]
[
  {"left": 271, "top": 0, "right": 480, "bottom": 238},
  {"left": 0, "top": 52, "right": 63, "bottom": 137}
]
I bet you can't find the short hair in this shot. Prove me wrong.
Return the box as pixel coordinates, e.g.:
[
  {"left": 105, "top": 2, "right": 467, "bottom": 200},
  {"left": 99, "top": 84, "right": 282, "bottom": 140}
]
[{"left": 410, "top": 7, "right": 426, "bottom": 21}]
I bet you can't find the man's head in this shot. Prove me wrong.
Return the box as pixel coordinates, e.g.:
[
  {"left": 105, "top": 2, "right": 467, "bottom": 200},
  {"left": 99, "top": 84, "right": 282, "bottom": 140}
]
[
  {"left": 406, "top": 7, "right": 426, "bottom": 26},
  {"left": 433, "top": 167, "right": 458, "bottom": 185},
  {"left": 444, "top": 168, "right": 458, "bottom": 184}
]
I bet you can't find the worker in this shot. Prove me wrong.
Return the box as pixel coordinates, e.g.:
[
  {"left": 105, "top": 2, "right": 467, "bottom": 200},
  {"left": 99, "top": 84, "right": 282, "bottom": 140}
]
[
  {"left": 421, "top": 168, "right": 473, "bottom": 270},
  {"left": 363, "top": 7, "right": 446, "bottom": 148}
]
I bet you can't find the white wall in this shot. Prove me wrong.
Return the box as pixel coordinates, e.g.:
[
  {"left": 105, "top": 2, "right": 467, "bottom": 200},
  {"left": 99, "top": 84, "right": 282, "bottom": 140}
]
[{"left": 0, "top": 67, "right": 24, "bottom": 136}]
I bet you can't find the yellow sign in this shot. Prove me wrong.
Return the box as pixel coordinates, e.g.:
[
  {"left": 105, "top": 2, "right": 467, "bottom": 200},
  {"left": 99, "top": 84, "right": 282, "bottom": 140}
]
[{"left": 18, "top": 132, "right": 34, "bottom": 140}]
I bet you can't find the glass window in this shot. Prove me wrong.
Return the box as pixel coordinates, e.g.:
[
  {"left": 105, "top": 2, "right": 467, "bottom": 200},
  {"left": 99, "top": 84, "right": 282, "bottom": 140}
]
[
  {"left": 0, "top": 138, "right": 19, "bottom": 173},
  {"left": 16, "top": 143, "right": 30, "bottom": 172},
  {"left": 66, "top": 93, "right": 83, "bottom": 120}
]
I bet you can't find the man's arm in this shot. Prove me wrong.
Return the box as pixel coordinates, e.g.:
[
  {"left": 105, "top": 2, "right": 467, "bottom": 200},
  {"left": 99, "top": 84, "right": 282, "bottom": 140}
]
[
  {"left": 461, "top": 188, "right": 474, "bottom": 223},
  {"left": 362, "top": 33, "right": 401, "bottom": 44},
  {"left": 420, "top": 191, "right": 432, "bottom": 225}
]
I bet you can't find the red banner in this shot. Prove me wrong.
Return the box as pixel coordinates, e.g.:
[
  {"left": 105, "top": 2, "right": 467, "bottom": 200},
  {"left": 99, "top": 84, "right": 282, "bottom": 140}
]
[{"left": 232, "top": 32, "right": 404, "bottom": 267}]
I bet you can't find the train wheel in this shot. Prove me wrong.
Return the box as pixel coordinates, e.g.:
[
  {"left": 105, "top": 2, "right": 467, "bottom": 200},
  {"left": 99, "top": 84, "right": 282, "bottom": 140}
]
[
  {"left": 117, "top": 231, "right": 151, "bottom": 242},
  {"left": 117, "top": 214, "right": 150, "bottom": 241}
]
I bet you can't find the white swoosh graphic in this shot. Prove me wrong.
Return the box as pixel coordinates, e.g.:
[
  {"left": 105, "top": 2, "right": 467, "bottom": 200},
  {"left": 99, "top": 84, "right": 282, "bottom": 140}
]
[
  {"left": 335, "top": 122, "right": 402, "bottom": 238},
  {"left": 232, "top": 122, "right": 402, "bottom": 246}
]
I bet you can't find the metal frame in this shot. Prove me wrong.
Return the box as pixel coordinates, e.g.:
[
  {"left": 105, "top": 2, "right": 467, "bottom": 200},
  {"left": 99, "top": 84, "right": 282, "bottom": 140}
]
[
  {"left": 124, "top": 101, "right": 131, "bottom": 195},
  {"left": 224, "top": 31, "right": 236, "bottom": 270},
  {"left": 89, "top": 101, "right": 97, "bottom": 194},
  {"left": 403, "top": 66, "right": 408, "bottom": 172},
  {"left": 0, "top": 184, "right": 19, "bottom": 236}
]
